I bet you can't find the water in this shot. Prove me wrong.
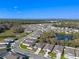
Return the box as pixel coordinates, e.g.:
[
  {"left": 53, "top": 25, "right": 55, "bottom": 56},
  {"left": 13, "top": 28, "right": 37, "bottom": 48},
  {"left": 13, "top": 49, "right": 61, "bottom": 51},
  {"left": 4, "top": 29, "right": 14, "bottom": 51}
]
[{"left": 55, "top": 34, "right": 73, "bottom": 41}]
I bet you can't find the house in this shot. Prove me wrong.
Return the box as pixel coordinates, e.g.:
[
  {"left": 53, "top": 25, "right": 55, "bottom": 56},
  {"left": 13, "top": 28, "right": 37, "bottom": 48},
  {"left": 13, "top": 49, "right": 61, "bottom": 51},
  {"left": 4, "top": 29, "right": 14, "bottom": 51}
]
[
  {"left": 0, "top": 42, "right": 8, "bottom": 45},
  {"left": 0, "top": 42, "right": 8, "bottom": 53},
  {"left": 24, "top": 24, "right": 41, "bottom": 33},
  {"left": 22, "top": 39, "right": 36, "bottom": 50},
  {"left": 43, "top": 44, "right": 54, "bottom": 57},
  {"left": 3, "top": 51, "right": 29, "bottom": 59},
  {"left": 0, "top": 43, "right": 7, "bottom": 49},
  {"left": 54, "top": 45, "right": 64, "bottom": 59},
  {"left": 16, "top": 52, "right": 29, "bottom": 59},
  {"left": 3, "top": 52, "right": 18, "bottom": 59},
  {"left": 0, "top": 48, "right": 8, "bottom": 57},
  {"left": 64, "top": 46, "right": 75, "bottom": 59},
  {"left": 75, "top": 48, "right": 79, "bottom": 59},
  {"left": 24, "top": 42, "right": 34, "bottom": 50},
  {"left": 25, "top": 39, "right": 36, "bottom": 43},
  {"left": 34, "top": 43, "right": 45, "bottom": 54},
  {"left": 34, "top": 43, "right": 45, "bottom": 51},
  {"left": 24, "top": 27, "right": 33, "bottom": 33},
  {"left": 4, "top": 37, "right": 15, "bottom": 43},
  {"left": 53, "top": 45, "right": 64, "bottom": 54},
  {"left": 43, "top": 44, "right": 54, "bottom": 52},
  {"left": 27, "top": 30, "right": 42, "bottom": 39},
  {"left": 52, "top": 45, "right": 64, "bottom": 59}
]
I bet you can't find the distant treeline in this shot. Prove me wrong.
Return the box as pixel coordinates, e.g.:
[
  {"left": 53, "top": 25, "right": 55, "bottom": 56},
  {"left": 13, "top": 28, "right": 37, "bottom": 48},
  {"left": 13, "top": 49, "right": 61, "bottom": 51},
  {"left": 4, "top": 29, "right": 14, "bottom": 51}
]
[
  {"left": 0, "top": 19, "right": 53, "bottom": 24},
  {"left": 0, "top": 18, "right": 79, "bottom": 24}
]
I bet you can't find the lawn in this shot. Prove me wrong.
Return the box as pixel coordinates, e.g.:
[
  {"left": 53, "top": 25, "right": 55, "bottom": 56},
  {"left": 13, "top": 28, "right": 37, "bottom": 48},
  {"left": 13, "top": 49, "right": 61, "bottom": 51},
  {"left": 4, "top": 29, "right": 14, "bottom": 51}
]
[
  {"left": 48, "top": 52, "right": 56, "bottom": 59},
  {"left": 0, "top": 29, "right": 28, "bottom": 41},
  {"left": 0, "top": 30, "right": 15, "bottom": 37},
  {"left": 39, "top": 50, "right": 45, "bottom": 55},
  {"left": 61, "top": 55, "right": 68, "bottom": 59},
  {"left": 0, "top": 30, "right": 15, "bottom": 41},
  {"left": 19, "top": 43, "right": 29, "bottom": 51},
  {"left": 0, "top": 37, "right": 7, "bottom": 41},
  {"left": 20, "top": 43, "right": 27, "bottom": 49},
  {"left": 16, "top": 32, "right": 28, "bottom": 39}
]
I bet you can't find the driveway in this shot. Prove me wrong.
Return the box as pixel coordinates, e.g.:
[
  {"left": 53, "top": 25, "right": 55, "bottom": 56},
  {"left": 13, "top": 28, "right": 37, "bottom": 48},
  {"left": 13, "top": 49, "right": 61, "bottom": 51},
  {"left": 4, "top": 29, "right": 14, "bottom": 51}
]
[
  {"left": 12, "top": 32, "right": 50, "bottom": 59},
  {"left": 34, "top": 48, "right": 41, "bottom": 54}
]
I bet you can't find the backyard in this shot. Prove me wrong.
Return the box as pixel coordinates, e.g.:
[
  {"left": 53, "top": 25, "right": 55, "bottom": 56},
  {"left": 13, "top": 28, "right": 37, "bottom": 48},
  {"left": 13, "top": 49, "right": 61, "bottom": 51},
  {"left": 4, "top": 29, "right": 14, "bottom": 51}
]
[{"left": 48, "top": 52, "right": 56, "bottom": 59}]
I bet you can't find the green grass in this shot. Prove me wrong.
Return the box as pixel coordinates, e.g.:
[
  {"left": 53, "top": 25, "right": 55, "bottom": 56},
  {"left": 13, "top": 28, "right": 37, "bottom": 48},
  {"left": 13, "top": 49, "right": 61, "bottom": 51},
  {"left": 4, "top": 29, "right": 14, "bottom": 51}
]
[
  {"left": 48, "top": 52, "right": 56, "bottom": 59},
  {"left": 61, "top": 55, "right": 67, "bottom": 59},
  {"left": 39, "top": 50, "right": 45, "bottom": 55},
  {"left": 0, "top": 29, "right": 28, "bottom": 41},
  {"left": 0, "top": 30, "right": 16, "bottom": 41},
  {"left": 19, "top": 43, "right": 29, "bottom": 51},
  {"left": 20, "top": 43, "right": 27, "bottom": 49},
  {"left": 0, "top": 37, "right": 7, "bottom": 41},
  {"left": 16, "top": 32, "right": 28, "bottom": 39},
  {"left": 0, "top": 30, "right": 15, "bottom": 37}
]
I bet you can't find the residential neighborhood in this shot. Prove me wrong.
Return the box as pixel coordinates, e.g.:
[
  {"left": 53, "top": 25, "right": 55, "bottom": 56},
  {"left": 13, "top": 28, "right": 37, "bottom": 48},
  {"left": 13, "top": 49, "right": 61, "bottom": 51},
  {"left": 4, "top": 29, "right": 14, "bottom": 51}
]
[
  {"left": 0, "top": 0, "right": 79, "bottom": 58},
  {"left": 0, "top": 21, "right": 79, "bottom": 59}
]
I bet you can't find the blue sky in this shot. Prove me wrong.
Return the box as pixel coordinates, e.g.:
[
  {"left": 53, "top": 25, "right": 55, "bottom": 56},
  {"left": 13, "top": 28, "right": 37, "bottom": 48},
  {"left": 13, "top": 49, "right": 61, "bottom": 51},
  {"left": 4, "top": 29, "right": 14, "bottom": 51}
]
[{"left": 0, "top": 0, "right": 79, "bottom": 19}]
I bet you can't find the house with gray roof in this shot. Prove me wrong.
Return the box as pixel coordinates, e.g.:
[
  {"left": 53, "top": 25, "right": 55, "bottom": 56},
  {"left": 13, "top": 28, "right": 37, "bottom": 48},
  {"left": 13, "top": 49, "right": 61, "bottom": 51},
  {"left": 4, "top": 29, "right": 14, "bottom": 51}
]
[
  {"left": 43, "top": 44, "right": 54, "bottom": 52},
  {"left": 0, "top": 49, "right": 8, "bottom": 57},
  {"left": 24, "top": 38, "right": 36, "bottom": 43},
  {"left": 0, "top": 44, "right": 7, "bottom": 49},
  {"left": 53, "top": 45, "right": 64, "bottom": 54},
  {"left": 34, "top": 43, "right": 45, "bottom": 51},
  {"left": 3, "top": 52, "right": 18, "bottom": 59},
  {"left": 64, "top": 46, "right": 75, "bottom": 59},
  {"left": 4, "top": 37, "right": 15, "bottom": 43},
  {"left": 75, "top": 48, "right": 79, "bottom": 59},
  {"left": 26, "top": 30, "right": 43, "bottom": 39},
  {"left": 34, "top": 43, "right": 45, "bottom": 54},
  {"left": 22, "top": 39, "right": 36, "bottom": 50},
  {"left": 3, "top": 51, "right": 29, "bottom": 59},
  {"left": 24, "top": 27, "right": 33, "bottom": 33}
]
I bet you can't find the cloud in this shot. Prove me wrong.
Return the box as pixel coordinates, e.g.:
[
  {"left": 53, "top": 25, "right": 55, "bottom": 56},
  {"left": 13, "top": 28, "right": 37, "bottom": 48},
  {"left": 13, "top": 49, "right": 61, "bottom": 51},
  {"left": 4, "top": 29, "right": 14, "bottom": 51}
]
[{"left": 13, "top": 6, "right": 18, "bottom": 9}]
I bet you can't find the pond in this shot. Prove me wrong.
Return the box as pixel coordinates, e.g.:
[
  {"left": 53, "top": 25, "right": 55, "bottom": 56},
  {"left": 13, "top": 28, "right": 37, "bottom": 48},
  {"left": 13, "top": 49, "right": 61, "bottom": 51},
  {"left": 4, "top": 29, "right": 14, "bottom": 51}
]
[{"left": 55, "top": 33, "right": 73, "bottom": 41}]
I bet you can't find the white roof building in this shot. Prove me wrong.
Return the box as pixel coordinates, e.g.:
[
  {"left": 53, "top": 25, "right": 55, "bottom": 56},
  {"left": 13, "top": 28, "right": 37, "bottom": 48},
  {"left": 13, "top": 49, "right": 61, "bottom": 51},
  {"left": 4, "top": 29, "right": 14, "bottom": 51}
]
[
  {"left": 64, "top": 46, "right": 76, "bottom": 59},
  {"left": 53, "top": 45, "right": 64, "bottom": 54}
]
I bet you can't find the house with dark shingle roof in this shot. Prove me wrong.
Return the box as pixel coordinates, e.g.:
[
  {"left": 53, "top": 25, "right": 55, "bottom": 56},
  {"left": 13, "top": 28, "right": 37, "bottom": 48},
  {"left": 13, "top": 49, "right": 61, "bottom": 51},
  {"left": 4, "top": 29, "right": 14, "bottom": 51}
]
[{"left": 43, "top": 44, "right": 54, "bottom": 52}]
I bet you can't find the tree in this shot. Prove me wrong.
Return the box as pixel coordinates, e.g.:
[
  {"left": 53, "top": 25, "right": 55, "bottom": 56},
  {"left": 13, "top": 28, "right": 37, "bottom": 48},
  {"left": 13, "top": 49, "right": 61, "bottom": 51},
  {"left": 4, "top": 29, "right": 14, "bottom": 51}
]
[
  {"left": 11, "top": 25, "right": 24, "bottom": 33},
  {"left": 69, "top": 39, "right": 79, "bottom": 47},
  {"left": 38, "top": 31, "right": 56, "bottom": 44},
  {"left": 6, "top": 43, "right": 11, "bottom": 52},
  {"left": 0, "top": 57, "right": 3, "bottom": 59}
]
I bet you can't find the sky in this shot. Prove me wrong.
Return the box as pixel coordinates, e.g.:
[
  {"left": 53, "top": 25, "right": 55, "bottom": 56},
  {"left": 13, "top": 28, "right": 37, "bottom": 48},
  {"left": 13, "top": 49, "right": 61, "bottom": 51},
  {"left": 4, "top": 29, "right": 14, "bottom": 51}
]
[{"left": 0, "top": 0, "right": 79, "bottom": 19}]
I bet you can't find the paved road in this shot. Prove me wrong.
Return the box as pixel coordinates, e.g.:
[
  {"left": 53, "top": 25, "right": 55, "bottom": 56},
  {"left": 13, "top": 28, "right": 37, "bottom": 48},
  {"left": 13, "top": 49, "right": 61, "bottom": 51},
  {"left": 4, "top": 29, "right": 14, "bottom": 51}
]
[{"left": 12, "top": 32, "right": 50, "bottom": 59}]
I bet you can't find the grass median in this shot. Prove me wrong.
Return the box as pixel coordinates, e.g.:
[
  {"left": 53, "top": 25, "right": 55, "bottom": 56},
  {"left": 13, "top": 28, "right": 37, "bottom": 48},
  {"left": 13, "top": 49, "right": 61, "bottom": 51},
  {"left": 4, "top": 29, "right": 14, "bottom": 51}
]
[{"left": 19, "top": 43, "right": 30, "bottom": 51}]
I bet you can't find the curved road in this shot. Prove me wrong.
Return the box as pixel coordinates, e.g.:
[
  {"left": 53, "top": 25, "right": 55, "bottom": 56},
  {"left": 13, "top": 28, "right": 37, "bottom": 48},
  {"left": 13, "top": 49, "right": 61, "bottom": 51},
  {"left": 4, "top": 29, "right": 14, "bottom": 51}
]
[{"left": 12, "top": 33, "right": 50, "bottom": 59}]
